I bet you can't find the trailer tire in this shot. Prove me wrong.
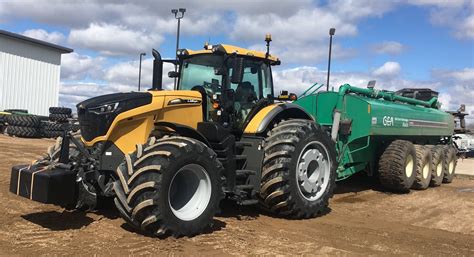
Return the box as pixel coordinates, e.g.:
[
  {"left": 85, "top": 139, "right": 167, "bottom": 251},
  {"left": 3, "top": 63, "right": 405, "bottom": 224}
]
[
  {"left": 412, "top": 145, "right": 432, "bottom": 190},
  {"left": 49, "top": 107, "right": 72, "bottom": 115},
  {"left": 260, "top": 119, "right": 337, "bottom": 218},
  {"left": 6, "top": 126, "right": 41, "bottom": 138},
  {"left": 378, "top": 140, "right": 416, "bottom": 193},
  {"left": 442, "top": 146, "right": 457, "bottom": 183},
  {"left": 113, "top": 136, "right": 224, "bottom": 237},
  {"left": 6, "top": 114, "right": 40, "bottom": 127},
  {"left": 429, "top": 146, "right": 444, "bottom": 187}
]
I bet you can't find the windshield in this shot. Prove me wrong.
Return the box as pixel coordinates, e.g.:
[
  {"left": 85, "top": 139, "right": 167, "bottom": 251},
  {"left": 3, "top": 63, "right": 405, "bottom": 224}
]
[{"left": 179, "top": 55, "right": 223, "bottom": 94}]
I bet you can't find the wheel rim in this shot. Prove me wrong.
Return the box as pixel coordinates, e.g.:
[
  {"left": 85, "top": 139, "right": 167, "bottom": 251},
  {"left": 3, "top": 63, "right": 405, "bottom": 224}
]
[
  {"left": 296, "top": 141, "right": 331, "bottom": 201},
  {"left": 422, "top": 162, "right": 430, "bottom": 179},
  {"left": 405, "top": 155, "right": 414, "bottom": 178},
  {"left": 448, "top": 160, "right": 454, "bottom": 174},
  {"left": 436, "top": 163, "right": 443, "bottom": 176},
  {"left": 168, "top": 164, "right": 212, "bottom": 221}
]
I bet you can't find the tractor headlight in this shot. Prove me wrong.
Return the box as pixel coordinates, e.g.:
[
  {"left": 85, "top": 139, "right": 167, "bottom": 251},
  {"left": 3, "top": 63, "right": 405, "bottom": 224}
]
[{"left": 89, "top": 102, "right": 120, "bottom": 114}]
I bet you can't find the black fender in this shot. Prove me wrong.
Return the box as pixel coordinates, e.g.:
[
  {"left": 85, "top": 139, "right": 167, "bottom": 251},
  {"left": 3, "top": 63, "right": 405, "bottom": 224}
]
[
  {"left": 251, "top": 103, "right": 314, "bottom": 135},
  {"left": 155, "top": 122, "right": 210, "bottom": 146}
]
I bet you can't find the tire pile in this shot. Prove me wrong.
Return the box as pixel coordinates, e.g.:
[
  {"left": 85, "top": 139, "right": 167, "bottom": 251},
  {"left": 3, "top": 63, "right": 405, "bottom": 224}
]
[
  {"left": 6, "top": 115, "right": 45, "bottom": 138},
  {"left": 2, "top": 107, "right": 79, "bottom": 139},
  {"left": 42, "top": 107, "right": 77, "bottom": 138}
]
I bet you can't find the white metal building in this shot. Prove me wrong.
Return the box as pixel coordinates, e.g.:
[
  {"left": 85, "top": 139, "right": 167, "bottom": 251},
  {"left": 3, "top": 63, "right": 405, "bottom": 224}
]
[{"left": 0, "top": 30, "right": 72, "bottom": 115}]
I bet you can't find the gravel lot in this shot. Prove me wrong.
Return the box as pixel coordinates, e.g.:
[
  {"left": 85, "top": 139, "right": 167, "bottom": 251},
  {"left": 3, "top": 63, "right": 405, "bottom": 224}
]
[{"left": 0, "top": 134, "right": 472, "bottom": 255}]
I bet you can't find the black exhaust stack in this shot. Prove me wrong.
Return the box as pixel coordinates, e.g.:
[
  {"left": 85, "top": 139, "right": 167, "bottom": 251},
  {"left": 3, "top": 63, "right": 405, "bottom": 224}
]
[{"left": 151, "top": 48, "right": 163, "bottom": 90}]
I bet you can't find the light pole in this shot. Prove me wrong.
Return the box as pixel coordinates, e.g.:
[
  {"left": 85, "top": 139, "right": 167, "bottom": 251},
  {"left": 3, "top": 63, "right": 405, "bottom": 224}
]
[
  {"left": 326, "top": 28, "right": 335, "bottom": 91},
  {"left": 138, "top": 52, "right": 146, "bottom": 91},
  {"left": 172, "top": 8, "right": 186, "bottom": 89}
]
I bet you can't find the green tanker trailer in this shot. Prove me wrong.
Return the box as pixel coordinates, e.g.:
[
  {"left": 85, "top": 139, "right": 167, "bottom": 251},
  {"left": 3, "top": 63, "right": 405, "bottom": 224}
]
[{"left": 296, "top": 83, "right": 457, "bottom": 192}]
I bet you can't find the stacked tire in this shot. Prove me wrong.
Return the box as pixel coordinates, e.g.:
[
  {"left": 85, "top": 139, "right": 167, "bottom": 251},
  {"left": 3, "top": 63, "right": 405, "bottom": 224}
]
[
  {"left": 42, "top": 107, "right": 73, "bottom": 138},
  {"left": 6, "top": 114, "right": 42, "bottom": 138},
  {"left": 378, "top": 140, "right": 457, "bottom": 193}
]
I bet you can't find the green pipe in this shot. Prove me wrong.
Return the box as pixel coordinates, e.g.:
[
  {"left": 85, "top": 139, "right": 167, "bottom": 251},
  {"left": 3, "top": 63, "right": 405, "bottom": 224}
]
[{"left": 337, "top": 84, "right": 438, "bottom": 110}]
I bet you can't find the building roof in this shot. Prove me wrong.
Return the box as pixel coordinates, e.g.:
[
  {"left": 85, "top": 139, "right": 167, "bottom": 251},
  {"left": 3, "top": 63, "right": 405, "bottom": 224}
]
[{"left": 0, "top": 29, "right": 73, "bottom": 54}]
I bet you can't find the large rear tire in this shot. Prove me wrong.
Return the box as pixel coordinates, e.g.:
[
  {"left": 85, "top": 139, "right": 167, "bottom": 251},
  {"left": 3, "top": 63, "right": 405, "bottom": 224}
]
[
  {"left": 260, "top": 119, "right": 337, "bottom": 218},
  {"left": 442, "top": 146, "right": 457, "bottom": 183},
  {"left": 412, "top": 145, "right": 432, "bottom": 190},
  {"left": 113, "top": 136, "right": 224, "bottom": 237},
  {"left": 378, "top": 140, "right": 416, "bottom": 193}
]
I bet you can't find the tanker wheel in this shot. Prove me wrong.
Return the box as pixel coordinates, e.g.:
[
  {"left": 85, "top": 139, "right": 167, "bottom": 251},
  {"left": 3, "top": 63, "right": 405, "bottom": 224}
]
[
  {"left": 113, "top": 136, "right": 224, "bottom": 237},
  {"left": 429, "top": 146, "right": 444, "bottom": 187},
  {"left": 378, "top": 140, "right": 416, "bottom": 193},
  {"left": 442, "top": 146, "right": 457, "bottom": 183},
  {"left": 412, "top": 145, "right": 432, "bottom": 190},
  {"left": 260, "top": 119, "right": 337, "bottom": 218}
]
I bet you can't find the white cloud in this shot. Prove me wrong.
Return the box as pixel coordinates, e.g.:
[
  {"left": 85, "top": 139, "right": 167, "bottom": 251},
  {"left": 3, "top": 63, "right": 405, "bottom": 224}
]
[
  {"left": 104, "top": 58, "right": 175, "bottom": 89},
  {"left": 458, "top": 15, "right": 474, "bottom": 39},
  {"left": 68, "top": 23, "right": 164, "bottom": 56},
  {"left": 22, "top": 29, "right": 65, "bottom": 44},
  {"left": 372, "top": 41, "right": 405, "bottom": 55},
  {"left": 372, "top": 62, "right": 401, "bottom": 77},
  {"left": 408, "top": 0, "right": 466, "bottom": 8},
  {"left": 61, "top": 53, "right": 104, "bottom": 80},
  {"left": 408, "top": 0, "right": 474, "bottom": 39}
]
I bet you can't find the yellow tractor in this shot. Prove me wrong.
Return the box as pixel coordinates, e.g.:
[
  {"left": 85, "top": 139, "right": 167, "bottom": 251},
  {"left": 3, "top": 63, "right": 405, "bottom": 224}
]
[{"left": 10, "top": 36, "right": 336, "bottom": 237}]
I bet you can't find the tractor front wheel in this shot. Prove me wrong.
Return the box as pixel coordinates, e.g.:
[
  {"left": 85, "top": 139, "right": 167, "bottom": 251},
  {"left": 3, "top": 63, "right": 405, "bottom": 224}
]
[{"left": 113, "top": 136, "right": 224, "bottom": 237}]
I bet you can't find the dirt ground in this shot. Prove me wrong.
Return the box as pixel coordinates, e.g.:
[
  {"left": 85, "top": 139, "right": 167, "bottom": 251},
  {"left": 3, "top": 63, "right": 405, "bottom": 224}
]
[{"left": 0, "top": 134, "right": 472, "bottom": 256}]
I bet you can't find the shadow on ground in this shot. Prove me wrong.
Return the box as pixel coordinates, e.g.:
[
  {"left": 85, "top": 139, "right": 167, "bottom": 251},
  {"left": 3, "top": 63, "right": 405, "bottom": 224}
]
[
  {"left": 334, "top": 172, "right": 388, "bottom": 194},
  {"left": 22, "top": 210, "right": 95, "bottom": 230}
]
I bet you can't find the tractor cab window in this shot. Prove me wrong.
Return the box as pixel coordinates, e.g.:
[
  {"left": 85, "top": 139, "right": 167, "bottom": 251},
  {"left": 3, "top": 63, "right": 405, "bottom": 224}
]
[
  {"left": 179, "top": 55, "right": 224, "bottom": 122},
  {"left": 230, "top": 60, "right": 272, "bottom": 126},
  {"left": 179, "top": 55, "right": 223, "bottom": 94}
]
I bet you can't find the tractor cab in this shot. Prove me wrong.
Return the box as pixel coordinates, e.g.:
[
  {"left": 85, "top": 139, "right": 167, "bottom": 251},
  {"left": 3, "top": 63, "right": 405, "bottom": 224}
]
[{"left": 173, "top": 43, "right": 281, "bottom": 129}]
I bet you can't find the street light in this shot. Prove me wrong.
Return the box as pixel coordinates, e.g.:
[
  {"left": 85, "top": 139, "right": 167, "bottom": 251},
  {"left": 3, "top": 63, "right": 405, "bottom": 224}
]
[
  {"left": 172, "top": 8, "right": 186, "bottom": 89},
  {"left": 138, "top": 52, "right": 146, "bottom": 91},
  {"left": 326, "top": 28, "right": 335, "bottom": 91}
]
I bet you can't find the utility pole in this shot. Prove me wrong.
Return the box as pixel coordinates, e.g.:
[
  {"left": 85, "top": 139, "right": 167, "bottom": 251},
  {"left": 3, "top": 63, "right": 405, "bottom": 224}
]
[
  {"left": 138, "top": 52, "right": 146, "bottom": 91},
  {"left": 326, "top": 28, "right": 336, "bottom": 91},
  {"left": 172, "top": 8, "right": 186, "bottom": 89}
]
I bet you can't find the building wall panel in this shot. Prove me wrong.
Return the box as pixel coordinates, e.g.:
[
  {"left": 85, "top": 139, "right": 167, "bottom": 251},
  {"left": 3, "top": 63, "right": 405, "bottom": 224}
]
[{"left": 0, "top": 36, "right": 61, "bottom": 115}]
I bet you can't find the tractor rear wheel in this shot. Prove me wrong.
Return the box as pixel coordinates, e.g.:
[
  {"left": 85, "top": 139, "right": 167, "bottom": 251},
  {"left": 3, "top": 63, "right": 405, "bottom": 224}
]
[
  {"left": 260, "top": 119, "right": 336, "bottom": 218},
  {"left": 429, "top": 146, "right": 444, "bottom": 187},
  {"left": 113, "top": 136, "right": 224, "bottom": 237},
  {"left": 378, "top": 140, "right": 416, "bottom": 193},
  {"left": 442, "top": 146, "right": 457, "bottom": 183},
  {"left": 412, "top": 145, "right": 432, "bottom": 190}
]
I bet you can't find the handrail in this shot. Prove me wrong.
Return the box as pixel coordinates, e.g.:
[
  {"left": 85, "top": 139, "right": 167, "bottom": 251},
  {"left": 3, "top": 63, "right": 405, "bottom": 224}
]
[{"left": 298, "top": 83, "right": 325, "bottom": 98}]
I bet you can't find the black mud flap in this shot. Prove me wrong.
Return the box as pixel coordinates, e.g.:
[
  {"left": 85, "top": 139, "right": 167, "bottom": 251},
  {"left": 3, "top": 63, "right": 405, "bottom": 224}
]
[{"left": 10, "top": 165, "right": 77, "bottom": 207}]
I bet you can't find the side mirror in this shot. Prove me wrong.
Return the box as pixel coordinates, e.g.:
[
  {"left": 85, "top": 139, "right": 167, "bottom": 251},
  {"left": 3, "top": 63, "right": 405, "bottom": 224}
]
[
  {"left": 231, "top": 58, "right": 244, "bottom": 84},
  {"left": 168, "top": 71, "right": 179, "bottom": 78}
]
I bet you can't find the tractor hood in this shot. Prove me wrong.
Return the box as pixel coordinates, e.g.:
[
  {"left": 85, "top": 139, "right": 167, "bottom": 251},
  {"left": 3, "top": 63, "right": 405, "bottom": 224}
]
[{"left": 77, "top": 92, "right": 153, "bottom": 142}]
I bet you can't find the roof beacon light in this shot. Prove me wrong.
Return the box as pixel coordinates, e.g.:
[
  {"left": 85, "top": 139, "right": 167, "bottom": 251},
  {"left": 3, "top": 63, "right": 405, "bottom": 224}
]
[{"left": 265, "top": 34, "right": 272, "bottom": 58}]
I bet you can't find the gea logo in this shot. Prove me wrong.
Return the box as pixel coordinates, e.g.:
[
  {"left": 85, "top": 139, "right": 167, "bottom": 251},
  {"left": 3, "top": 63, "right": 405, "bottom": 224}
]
[{"left": 383, "top": 116, "right": 394, "bottom": 126}]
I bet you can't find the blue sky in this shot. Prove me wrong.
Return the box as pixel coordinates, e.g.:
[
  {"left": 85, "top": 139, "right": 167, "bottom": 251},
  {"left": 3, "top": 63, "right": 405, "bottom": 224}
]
[{"left": 0, "top": 0, "right": 473, "bottom": 119}]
